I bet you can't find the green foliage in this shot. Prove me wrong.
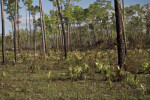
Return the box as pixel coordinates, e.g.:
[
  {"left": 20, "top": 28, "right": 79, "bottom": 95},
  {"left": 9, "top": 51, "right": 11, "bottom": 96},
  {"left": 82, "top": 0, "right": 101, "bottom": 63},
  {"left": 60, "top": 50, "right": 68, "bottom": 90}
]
[
  {"left": 48, "top": 71, "right": 51, "bottom": 79},
  {"left": 141, "top": 63, "right": 149, "bottom": 71},
  {"left": 104, "top": 65, "right": 110, "bottom": 79},
  {"left": 18, "top": 59, "right": 23, "bottom": 64},
  {"left": 69, "top": 63, "right": 89, "bottom": 81},
  {"left": 2, "top": 71, "right": 6, "bottom": 77},
  {"left": 95, "top": 60, "right": 103, "bottom": 72},
  {"left": 20, "top": 87, "right": 27, "bottom": 92},
  {"left": 37, "top": 66, "right": 41, "bottom": 71},
  {"left": 82, "top": 63, "right": 89, "bottom": 72},
  {"left": 126, "top": 72, "right": 132, "bottom": 81},
  {"left": 140, "top": 84, "right": 146, "bottom": 95},
  {"left": 69, "top": 65, "right": 82, "bottom": 81},
  {"left": 133, "top": 76, "right": 139, "bottom": 86}
]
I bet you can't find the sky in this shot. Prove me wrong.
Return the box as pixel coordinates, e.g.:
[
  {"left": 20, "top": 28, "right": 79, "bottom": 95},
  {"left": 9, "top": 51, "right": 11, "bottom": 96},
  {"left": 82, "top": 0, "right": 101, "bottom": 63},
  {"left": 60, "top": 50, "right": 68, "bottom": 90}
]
[{"left": 0, "top": 0, "right": 150, "bottom": 34}]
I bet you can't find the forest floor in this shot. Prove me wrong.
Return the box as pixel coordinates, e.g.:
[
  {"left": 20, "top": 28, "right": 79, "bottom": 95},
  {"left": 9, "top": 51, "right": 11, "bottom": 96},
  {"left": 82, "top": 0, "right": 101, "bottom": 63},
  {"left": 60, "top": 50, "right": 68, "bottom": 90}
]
[{"left": 0, "top": 48, "right": 150, "bottom": 100}]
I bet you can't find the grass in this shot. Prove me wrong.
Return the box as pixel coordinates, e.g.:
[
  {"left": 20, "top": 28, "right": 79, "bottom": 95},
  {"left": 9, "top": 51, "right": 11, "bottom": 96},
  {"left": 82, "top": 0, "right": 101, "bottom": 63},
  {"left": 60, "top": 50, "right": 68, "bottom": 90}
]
[{"left": 0, "top": 48, "right": 150, "bottom": 100}]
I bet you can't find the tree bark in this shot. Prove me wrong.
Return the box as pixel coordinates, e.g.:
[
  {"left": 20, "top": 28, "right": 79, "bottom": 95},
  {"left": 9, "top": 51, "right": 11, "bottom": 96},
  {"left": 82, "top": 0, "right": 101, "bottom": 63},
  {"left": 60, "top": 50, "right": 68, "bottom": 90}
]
[
  {"left": 17, "top": 7, "right": 20, "bottom": 53},
  {"left": 33, "top": 15, "right": 36, "bottom": 54},
  {"left": 122, "top": 0, "right": 127, "bottom": 56},
  {"left": 29, "top": 11, "right": 32, "bottom": 51},
  {"left": 41, "top": 0, "right": 47, "bottom": 53},
  {"left": 67, "top": 0, "right": 71, "bottom": 51},
  {"left": 1, "top": 0, "right": 5, "bottom": 64},
  {"left": 56, "top": 0, "right": 67, "bottom": 58},
  {"left": 39, "top": 0, "right": 46, "bottom": 57},
  {"left": 87, "top": 23, "right": 91, "bottom": 47},
  {"left": 25, "top": 6, "right": 29, "bottom": 50},
  {"left": 14, "top": 0, "right": 18, "bottom": 63},
  {"left": 56, "top": 8, "right": 61, "bottom": 50},
  {"left": 11, "top": 18, "right": 14, "bottom": 33},
  {"left": 114, "top": 0, "right": 125, "bottom": 68}
]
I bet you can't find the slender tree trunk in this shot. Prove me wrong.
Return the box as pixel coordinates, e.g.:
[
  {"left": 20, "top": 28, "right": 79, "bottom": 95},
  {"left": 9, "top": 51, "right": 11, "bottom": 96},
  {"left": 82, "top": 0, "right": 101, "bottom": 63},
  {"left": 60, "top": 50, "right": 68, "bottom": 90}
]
[
  {"left": 33, "top": 15, "right": 36, "bottom": 54},
  {"left": 69, "top": 0, "right": 72, "bottom": 51},
  {"left": 1, "top": 0, "right": 5, "bottom": 64},
  {"left": 93, "top": 26, "right": 96, "bottom": 45},
  {"left": 17, "top": 9, "right": 20, "bottom": 53},
  {"left": 122, "top": 0, "right": 127, "bottom": 56},
  {"left": 67, "top": 20, "right": 70, "bottom": 50},
  {"left": 41, "top": 1, "right": 47, "bottom": 53},
  {"left": 29, "top": 11, "right": 32, "bottom": 51},
  {"left": 25, "top": 6, "right": 29, "bottom": 50},
  {"left": 67, "top": 0, "right": 71, "bottom": 51},
  {"left": 11, "top": 18, "right": 14, "bottom": 32},
  {"left": 39, "top": 0, "right": 46, "bottom": 57},
  {"left": 56, "top": 0, "right": 67, "bottom": 58},
  {"left": 107, "top": 25, "right": 110, "bottom": 44},
  {"left": 114, "top": 0, "right": 125, "bottom": 68},
  {"left": 56, "top": 9, "right": 60, "bottom": 50},
  {"left": 148, "top": 26, "right": 150, "bottom": 37},
  {"left": 54, "top": 32, "right": 56, "bottom": 51},
  {"left": 14, "top": 0, "right": 18, "bottom": 63},
  {"left": 87, "top": 23, "right": 91, "bottom": 47},
  {"left": 79, "top": 24, "right": 82, "bottom": 47}
]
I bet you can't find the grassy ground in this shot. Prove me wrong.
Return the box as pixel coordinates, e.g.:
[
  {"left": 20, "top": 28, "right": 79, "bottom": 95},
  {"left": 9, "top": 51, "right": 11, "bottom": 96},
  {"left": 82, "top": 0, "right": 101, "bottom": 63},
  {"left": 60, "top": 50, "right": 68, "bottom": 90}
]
[{"left": 0, "top": 48, "right": 150, "bottom": 100}]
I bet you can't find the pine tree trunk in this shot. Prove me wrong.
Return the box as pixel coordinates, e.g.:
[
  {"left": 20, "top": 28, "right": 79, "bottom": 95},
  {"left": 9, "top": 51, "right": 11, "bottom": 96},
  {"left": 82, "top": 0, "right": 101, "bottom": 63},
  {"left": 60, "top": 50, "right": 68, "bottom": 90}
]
[
  {"left": 33, "top": 15, "right": 36, "bottom": 54},
  {"left": 56, "top": 0, "right": 67, "bottom": 58},
  {"left": 114, "top": 0, "right": 125, "bottom": 68},
  {"left": 1, "top": 0, "right": 5, "bottom": 64},
  {"left": 11, "top": 18, "right": 14, "bottom": 33},
  {"left": 29, "top": 12, "right": 32, "bottom": 51},
  {"left": 56, "top": 9, "right": 60, "bottom": 50},
  {"left": 41, "top": 1, "right": 47, "bottom": 53},
  {"left": 14, "top": 0, "right": 18, "bottom": 63},
  {"left": 26, "top": 6, "right": 29, "bottom": 50},
  {"left": 17, "top": 9, "right": 20, "bottom": 53},
  {"left": 122, "top": 0, "right": 127, "bottom": 55},
  {"left": 87, "top": 23, "right": 90, "bottom": 47},
  {"left": 39, "top": 0, "right": 46, "bottom": 57},
  {"left": 67, "top": 0, "right": 71, "bottom": 51}
]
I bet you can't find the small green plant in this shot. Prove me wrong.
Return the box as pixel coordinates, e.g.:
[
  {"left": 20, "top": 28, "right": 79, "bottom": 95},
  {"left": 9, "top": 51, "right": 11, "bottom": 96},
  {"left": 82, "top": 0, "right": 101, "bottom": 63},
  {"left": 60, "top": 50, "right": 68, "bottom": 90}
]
[
  {"left": 69, "top": 65, "right": 83, "bottom": 81},
  {"left": 21, "top": 87, "right": 27, "bottom": 92},
  {"left": 104, "top": 65, "right": 110, "bottom": 81},
  {"left": 141, "top": 62, "right": 149, "bottom": 71},
  {"left": 133, "top": 75, "right": 139, "bottom": 86},
  {"left": 126, "top": 72, "right": 131, "bottom": 81},
  {"left": 134, "top": 78, "right": 139, "bottom": 86},
  {"left": 109, "top": 80, "right": 112, "bottom": 87},
  {"left": 119, "top": 67, "right": 125, "bottom": 76},
  {"left": 74, "top": 66, "right": 83, "bottom": 78},
  {"left": 48, "top": 71, "right": 51, "bottom": 79},
  {"left": 37, "top": 66, "right": 41, "bottom": 71},
  {"left": 18, "top": 59, "right": 23, "bottom": 64},
  {"left": 2, "top": 71, "right": 6, "bottom": 77},
  {"left": 95, "top": 60, "right": 103, "bottom": 73},
  {"left": 82, "top": 63, "right": 89, "bottom": 72},
  {"left": 140, "top": 84, "right": 146, "bottom": 95}
]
